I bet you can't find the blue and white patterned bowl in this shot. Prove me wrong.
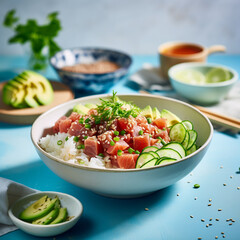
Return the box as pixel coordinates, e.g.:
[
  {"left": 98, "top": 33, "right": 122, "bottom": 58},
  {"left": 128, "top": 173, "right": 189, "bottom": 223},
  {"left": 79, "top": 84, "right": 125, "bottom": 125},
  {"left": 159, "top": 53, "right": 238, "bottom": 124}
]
[{"left": 50, "top": 47, "right": 132, "bottom": 93}]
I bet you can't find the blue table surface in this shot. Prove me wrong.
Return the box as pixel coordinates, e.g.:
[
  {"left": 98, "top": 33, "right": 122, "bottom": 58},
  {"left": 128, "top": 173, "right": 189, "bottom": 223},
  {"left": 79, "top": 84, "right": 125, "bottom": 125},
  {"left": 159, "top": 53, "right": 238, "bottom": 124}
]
[{"left": 1, "top": 54, "right": 240, "bottom": 240}]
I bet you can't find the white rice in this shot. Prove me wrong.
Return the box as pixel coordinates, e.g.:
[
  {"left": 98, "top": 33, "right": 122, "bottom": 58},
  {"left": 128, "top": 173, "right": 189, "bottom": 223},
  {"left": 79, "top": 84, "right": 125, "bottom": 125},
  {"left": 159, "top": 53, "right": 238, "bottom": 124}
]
[{"left": 39, "top": 132, "right": 108, "bottom": 169}]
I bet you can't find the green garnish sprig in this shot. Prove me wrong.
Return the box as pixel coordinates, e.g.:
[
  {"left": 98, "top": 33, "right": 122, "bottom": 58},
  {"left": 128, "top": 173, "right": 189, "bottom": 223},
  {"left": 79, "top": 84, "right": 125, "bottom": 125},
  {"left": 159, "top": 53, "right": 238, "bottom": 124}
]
[
  {"left": 3, "top": 10, "right": 62, "bottom": 70},
  {"left": 92, "top": 91, "right": 140, "bottom": 123}
]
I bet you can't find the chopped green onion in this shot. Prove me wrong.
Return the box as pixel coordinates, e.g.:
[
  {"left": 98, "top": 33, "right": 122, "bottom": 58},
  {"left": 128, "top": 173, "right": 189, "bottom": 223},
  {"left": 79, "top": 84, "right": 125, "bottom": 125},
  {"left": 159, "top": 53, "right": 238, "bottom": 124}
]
[
  {"left": 113, "top": 137, "right": 120, "bottom": 142},
  {"left": 120, "top": 130, "right": 126, "bottom": 135},
  {"left": 117, "top": 150, "right": 122, "bottom": 156},
  {"left": 65, "top": 136, "right": 69, "bottom": 141},
  {"left": 77, "top": 144, "right": 85, "bottom": 149},
  {"left": 57, "top": 140, "right": 63, "bottom": 145},
  {"left": 110, "top": 140, "right": 115, "bottom": 146},
  {"left": 85, "top": 118, "right": 90, "bottom": 123},
  {"left": 98, "top": 153, "right": 104, "bottom": 157},
  {"left": 114, "top": 130, "right": 119, "bottom": 136},
  {"left": 147, "top": 118, "right": 152, "bottom": 124},
  {"left": 83, "top": 136, "right": 88, "bottom": 140},
  {"left": 73, "top": 136, "right": 79, "bottom": 142},
  {"left": 85, "top": 124, "right": 91, "bottom": 129},
  {"left": 128, "top": 148, "right": 134, "bottom": 154},
  {"left": 95, "top": 118, "right": 101, "bottom": 124},
  {"left": 135, "top": 150, "right": 140, "bottom": 154},
  {"left": 139, "top": 130, "right": 143, "bottom": 135},
  {"left": 79, "top": 118, "right": 84, "bottom": 124},
  {"left": 149, "top": 134, "right": 152, "bottom": 138},
  {"left": 194, "top": 184, "right": 200, "bottom": 189}
]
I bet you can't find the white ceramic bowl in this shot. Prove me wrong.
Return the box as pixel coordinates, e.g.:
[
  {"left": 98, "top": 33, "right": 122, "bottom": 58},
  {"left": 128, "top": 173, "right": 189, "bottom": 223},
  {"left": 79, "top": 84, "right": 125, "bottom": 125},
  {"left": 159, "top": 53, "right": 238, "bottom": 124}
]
[
  {"left": 168, "top": 63, "right": 238, "bottom": 105},
  {"left": 8, "top": 191, "right": 83, "bottom": 237},
  {"left": 31, "top": 94, "right": 213, "bottom": 198}
]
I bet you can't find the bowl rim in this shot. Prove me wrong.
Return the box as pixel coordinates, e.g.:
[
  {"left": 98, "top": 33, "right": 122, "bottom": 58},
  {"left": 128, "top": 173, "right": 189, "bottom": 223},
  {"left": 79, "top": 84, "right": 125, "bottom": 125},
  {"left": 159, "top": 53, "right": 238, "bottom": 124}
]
[
  {"left": 168, "top": 62, "right": 239, "bottom": 87},
  {"left": 50, "top": 46, "right": 132, "bottom": 76},
  {"left": 8, "top": 191, "right": 83, "bottom": 229},
  {"left": 31, "top": 93, "right": 213, "bottom": 173}
]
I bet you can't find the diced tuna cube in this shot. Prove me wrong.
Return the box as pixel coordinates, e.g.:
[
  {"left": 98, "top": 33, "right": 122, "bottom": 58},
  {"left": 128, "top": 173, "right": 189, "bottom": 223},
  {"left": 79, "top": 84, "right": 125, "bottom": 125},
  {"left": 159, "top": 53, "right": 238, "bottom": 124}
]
[
  {"left": 84, "top": 136, "right": 102, "bottom": 157},
  {"left": 133, "top": 134, "right": 150, "bottom": 152},
  {"left": 117, "top": 153, "right": 139, "bottom": 169},
  {"left": 107, "top": 140, "right": 129, "bottom": 155}
]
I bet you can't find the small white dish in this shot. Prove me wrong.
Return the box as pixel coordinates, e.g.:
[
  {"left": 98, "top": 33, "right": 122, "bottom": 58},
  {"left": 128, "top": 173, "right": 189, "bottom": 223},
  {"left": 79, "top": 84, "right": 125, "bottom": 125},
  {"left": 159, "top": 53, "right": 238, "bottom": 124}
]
[{"left": 8, "top": 191, "right": 83, "bottom": 237}]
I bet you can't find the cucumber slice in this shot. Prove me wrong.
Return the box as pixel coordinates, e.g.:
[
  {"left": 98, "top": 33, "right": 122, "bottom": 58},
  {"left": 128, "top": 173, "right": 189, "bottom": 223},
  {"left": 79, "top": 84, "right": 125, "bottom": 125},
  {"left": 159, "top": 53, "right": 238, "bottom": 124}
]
[
  {"left": 149, "top": 151, "right": 160, "bottom": 159},
  {"left": 186, "top": 144, "right": 197, "bottom": 155},
  {"left": 140, "top": 158, "right": 158, "bottom": 168},
  {"left": 182, "top": 130, "right": 190, "bottom": 150},
  {"left": 157, "top": 158, "right": 177, "bottom": 165},
  {"left": 187, "top": 130, "right": 198, "bottom": 150},
  {"left": 135, "top": 152, "right": 155, "bottom": 168},
  {"left": 162, "top": 142, "right": 186, "bottom": 158},
  {"left": 169, "top": 123, "right": 186, "bottom": 143},
  {"left": 182, "top": 120, "right": 193, "bottom": 130},
  {"left": 142, "top": 146, "right": 159, "bottom": 153},
  {"left": 155, "top": 157, "right": 176, "bottom": 165},
  {"left": 156, "top": 148, "right": 182, "bottom": 160}
]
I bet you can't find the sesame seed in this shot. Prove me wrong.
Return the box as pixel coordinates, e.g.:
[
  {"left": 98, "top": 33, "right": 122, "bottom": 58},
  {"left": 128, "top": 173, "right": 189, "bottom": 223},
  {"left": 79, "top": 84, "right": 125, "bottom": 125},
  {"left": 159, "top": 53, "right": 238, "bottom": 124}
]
[
  {"left": 218, "top": 209, "right": 222, "bottom": 211},
  {"left": 201, "top": 219, "right": 205, "bottom": 222},
  {"left": 226, "top": 219, "right": 230, "bottom": 222},
  {"left": 194, "top": 197, "right": 197, "bottom": 200},
  {"left": 223, "top": 235, "right": 225, "bottom": 238},
  {"left": 208, "top": 204, "right": 212, "bottom": 206},
  {"left": 221, "top": 232, "right": 224, "bottom": 235},
  {"left": 177, "top": 193, "right": 180, "bottom": 196},
  {"left": 209, "top": 199, "right": 212, "bottom": 202},
  {"left": 190, "top": 215, "right": 194, "bottom": 218},
  {"left": 209, "top": 223, "right": 212, "bottom": 226},
  {"left": 198, "top": 238, "right": 202, "bottom": 240},
  {"left": 216, "top": 218, "right": 219, "bottom": 221},
  {"left": 145, "top": 208, "right": 149, "bottom": 211},
  {"left": 232, "top": 219, "right": 235, "bottom": 222},
  {"left": 229, "top": 223, "right": 232, "bottom": 225},
  {"left": 223, "top": 183, "right": 227, "bottom": 186},
  {"left": 206, "top": 224, "right": 209, "bottom": 227},
  {"left": 230, "top": 176, "right": 233, "bottom": 178},
  {"left": 237, "top": 187, "right": 240, "bottom": 190},
  {"left": 209, "top": 218, "right": 212, "bottom": 221},
  {"left": 215, "top": 236, "right": 218, "bottom": 239},
  {"left": 220, "top": 166, "right": 223, "bottom": 168}
]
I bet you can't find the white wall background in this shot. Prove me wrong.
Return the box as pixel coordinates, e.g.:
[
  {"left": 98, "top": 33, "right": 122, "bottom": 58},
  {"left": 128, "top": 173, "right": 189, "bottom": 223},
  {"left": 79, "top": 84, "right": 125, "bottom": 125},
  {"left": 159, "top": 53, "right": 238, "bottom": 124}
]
[{"left": 0, "top": 0, "right": 239, "bottom": 55}]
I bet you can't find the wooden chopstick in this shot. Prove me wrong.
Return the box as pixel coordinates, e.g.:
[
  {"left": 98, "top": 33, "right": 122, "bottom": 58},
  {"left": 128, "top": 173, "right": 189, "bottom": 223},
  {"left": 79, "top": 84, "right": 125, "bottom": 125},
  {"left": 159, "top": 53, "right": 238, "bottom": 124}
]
[{"left": 139, "top": 90, "right": 240, "bottom": 133}]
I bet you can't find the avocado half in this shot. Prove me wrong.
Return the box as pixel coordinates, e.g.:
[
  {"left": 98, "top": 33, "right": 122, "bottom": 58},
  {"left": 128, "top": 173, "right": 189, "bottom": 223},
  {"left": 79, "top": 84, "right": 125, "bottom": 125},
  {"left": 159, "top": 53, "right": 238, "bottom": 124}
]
[{"left": 2, "top": 70, "right": 54, "bottom": 108}]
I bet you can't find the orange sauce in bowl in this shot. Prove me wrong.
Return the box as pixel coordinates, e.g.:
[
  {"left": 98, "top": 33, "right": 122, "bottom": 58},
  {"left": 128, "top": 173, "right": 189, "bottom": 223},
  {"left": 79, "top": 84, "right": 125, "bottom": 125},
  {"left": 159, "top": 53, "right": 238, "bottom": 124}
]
[{"left": 162, "top": 44, "right": 203, "bottom": 56}]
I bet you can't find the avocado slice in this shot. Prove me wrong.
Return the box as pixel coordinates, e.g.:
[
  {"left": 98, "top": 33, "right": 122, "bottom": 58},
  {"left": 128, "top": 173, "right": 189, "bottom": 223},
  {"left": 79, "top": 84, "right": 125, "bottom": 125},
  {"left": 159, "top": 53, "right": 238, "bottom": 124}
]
[
  {"left": 152, "top": 107, "right": 161, "bottom": 120},
  {"left": 22, "top": 71, "right": 54, "bottom": 105},
  {"left": 19, "top": 195, "right": 58, "bottom": 222},
  {"left": 84, "top": 103, "right": 97, "bottom": 109},
  {"left": 141, "top": 105, "right": 153, "bottom": 119},
  {"left": 161, "top": 109, "right": 181, "bottom": 127},
  {"left": 32, "top": 208, "right": 59, "bottom": 225},
  {"left": 73, "top": 104, "right": 90, "bottom": 115},
  {"left": 24, "top": 88, "right": 40, "bottom": 108},
  {"left": 50, "top": 208, "right": 68, "bottom": 224},
  {"left": 3, "top": 84, "right": 28, "bottom": 108}
]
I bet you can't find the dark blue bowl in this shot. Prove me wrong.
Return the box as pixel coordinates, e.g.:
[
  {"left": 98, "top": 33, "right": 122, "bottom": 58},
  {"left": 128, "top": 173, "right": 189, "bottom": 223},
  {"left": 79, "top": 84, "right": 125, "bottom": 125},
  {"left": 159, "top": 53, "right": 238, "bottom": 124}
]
[{"left": 50, "top": 47, "right": 132, "bottom": 93}]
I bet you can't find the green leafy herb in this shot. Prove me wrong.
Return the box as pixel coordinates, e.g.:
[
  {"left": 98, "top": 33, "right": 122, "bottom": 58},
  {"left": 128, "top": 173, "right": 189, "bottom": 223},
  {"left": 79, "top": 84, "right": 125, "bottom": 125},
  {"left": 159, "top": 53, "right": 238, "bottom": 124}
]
[
  {"left": 92, "top": 91, "right": 140, "bottom": 123},
  {"left": 3, "top": 9, "right": 62, "bottom": 70}
]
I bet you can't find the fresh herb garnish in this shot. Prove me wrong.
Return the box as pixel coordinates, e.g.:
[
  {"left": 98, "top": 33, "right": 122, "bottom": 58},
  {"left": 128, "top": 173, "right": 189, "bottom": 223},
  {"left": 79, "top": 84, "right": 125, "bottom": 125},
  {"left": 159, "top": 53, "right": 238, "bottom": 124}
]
[
  {"left": 92, "top": 91, "right": 140, "bottom": 122},
  {"left": 3, "top": 9, "right": 62, "bottom": 70}
]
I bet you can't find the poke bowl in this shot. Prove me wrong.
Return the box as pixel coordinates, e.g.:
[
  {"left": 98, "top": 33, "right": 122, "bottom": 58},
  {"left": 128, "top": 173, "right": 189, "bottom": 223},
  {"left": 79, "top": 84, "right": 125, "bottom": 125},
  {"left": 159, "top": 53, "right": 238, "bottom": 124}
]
[
  {"left": 31, "top": 93, "right": 213, "bottom": 198},
  {"left": 50, "top": 47, "right": 132, "bottom": 93}
]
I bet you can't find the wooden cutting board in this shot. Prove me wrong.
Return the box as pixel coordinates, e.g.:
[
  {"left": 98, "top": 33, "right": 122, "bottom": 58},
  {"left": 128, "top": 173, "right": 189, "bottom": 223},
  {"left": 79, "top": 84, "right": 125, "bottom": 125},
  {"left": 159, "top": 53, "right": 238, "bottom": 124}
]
[{"left": 0, "top": 81, "right": 74, "bottom": 125}]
